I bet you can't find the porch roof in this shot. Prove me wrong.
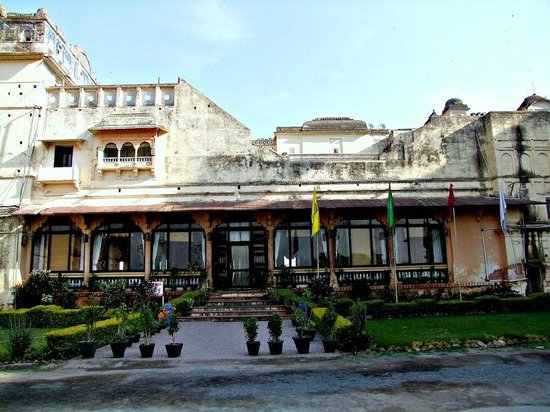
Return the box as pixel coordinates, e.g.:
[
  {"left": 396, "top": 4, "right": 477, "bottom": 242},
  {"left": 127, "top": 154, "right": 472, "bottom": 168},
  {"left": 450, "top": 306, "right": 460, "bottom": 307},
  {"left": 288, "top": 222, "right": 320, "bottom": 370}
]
[{"left": 12, "top": 196, "right": 537, "bottom": 216}]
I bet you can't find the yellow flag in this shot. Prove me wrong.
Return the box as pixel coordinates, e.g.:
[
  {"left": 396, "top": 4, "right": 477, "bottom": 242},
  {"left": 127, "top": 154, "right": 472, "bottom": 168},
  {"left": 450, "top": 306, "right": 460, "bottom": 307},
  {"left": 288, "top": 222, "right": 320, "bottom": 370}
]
[{"left": 311, "top": 188, "right": 320, "bottom": 237}]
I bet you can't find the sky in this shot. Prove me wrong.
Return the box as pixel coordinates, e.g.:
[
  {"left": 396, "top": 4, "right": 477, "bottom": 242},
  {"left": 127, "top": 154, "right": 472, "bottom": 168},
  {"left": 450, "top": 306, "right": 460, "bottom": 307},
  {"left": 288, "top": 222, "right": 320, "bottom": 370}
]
[{"left": 4, "top": 0, "right": 550, "bottom": 138}]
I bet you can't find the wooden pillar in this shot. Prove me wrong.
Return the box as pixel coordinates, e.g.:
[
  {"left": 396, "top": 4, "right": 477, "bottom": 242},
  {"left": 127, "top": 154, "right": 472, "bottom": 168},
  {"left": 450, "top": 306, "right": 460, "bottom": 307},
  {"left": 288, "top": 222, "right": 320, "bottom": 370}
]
[
  {"left": 328, "top": 229, "right": 338, "bottom": 287},
  {"left": 205, "top": 229, "right": 213, "bottom": 288},
  {"left": 267, "top": 227, "right": 275, "bottom": 286},
  {"left": 144, "top": 232, "right": 151, "bottom": 280},
  {"left": 83, "top": 234, "right": 91, "bottom": 286}
]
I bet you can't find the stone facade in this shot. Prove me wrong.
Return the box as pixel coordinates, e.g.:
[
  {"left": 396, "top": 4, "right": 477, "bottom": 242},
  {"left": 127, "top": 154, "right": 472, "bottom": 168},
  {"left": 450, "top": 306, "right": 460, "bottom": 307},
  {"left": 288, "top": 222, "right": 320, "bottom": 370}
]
[{"left": 1, "top": 6, "right": 549, "bottom": 305}]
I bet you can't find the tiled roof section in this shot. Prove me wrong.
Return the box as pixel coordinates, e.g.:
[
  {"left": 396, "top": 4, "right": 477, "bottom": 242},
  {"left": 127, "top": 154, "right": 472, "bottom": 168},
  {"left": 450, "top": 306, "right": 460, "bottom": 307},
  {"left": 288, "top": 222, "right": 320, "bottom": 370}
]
[
  {"left": 517, "top": 94, "right": 550, "bottom": 111},
  {"left": 13, "top": 197, "right": 538, "bottom": 216},
  {"left": 301, "top": 117, "right": 368, "bottom": 131}
]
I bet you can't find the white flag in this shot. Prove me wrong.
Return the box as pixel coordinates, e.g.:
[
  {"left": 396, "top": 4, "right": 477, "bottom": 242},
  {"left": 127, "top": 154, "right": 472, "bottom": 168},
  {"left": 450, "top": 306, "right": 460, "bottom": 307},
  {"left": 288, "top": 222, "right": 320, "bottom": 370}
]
[{"left": 499, "top": 184, "right": 508, "bottom": 233}]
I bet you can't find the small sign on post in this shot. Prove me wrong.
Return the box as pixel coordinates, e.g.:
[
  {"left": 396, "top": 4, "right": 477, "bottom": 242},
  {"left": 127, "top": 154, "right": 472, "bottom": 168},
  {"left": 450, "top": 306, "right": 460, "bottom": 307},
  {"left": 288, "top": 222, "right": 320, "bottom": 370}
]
[{"left": 152, "top": 281, "right": 164, "bottom": 306}]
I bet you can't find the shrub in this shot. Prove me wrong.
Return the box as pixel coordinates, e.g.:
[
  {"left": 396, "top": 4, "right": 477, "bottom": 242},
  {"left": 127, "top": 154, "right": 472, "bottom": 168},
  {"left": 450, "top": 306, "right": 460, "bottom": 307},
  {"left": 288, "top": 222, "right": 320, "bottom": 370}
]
[
  {"left": 318, "top": 303, "right": 338, "bottom": 340},
  {"left": 474, "top": 295, "right": 502, "bottom": 313},
  {"left": 337, "top": 323, "right": 373, "bottom": 354},
  {"left": 308, "top": 271, "right": 333, "bottom": 304},
  {"left": 349, "top": 279, "right": 372, "bottom": 301},
  {"left": 0, "top": 305, "right": 90, "bottom": 329},
  {"left": 13, "top": 270, "right": 54, "bottom": 308},
  {"left": 529, "top": 292, "right": 550, "bottom": 311},
  {"left": 267, "top": 313, "right": 283, "bottom": 342},
  {"left": 267, "top": 289, "right": 302, "bottom": 307},
  {"left": 170, "top": 290, "right": 207, "bottom": 314},
  {"left": 8, "top": 315, "right": 33, "bottom": 362},
  {"left": 45, "top": 313, "right": 140, "bottom": 359},
  {"left": 365, "top": 299, "right": 385, "bottom": 317},
  {"left": 99, "top": 280, "right": 128, "bottom": 309},
  {"left": 333, "top": 297, "right": 354, "bottom": 317},
  {"left": 241, "top": 317, "right": 259, "bottom": 343}
]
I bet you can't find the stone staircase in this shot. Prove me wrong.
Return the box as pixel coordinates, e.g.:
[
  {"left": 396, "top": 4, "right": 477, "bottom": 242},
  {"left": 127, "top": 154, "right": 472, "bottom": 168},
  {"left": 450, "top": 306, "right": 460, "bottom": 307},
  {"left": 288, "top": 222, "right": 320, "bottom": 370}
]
[{"left": 180, "top": 290, "right": 290, "bottom": 322}]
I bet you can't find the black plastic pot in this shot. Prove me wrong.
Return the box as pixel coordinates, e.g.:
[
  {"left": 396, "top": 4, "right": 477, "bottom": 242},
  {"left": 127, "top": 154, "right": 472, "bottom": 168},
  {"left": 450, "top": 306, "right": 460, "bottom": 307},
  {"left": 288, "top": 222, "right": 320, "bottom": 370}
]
[
  {"left": 246, "top": 341, "right": 261, "bottom": 356},
  {"left": 132, "top": 333, "right": 141, "bottom": 343},
  {"left": 126, "top": 336, "right": 134, "bottom": 347},
  {"left": 292, "top": 336, "right": 311, "bottom": 354},
  {"left": 139, "top": 343, "right": 155, "bottom": 358},
  {"left": 110, "top": 341, "right": 127, "bottom": 358},
  {"left": 165, "top": 343, "right": 183, "bottom": 358},
  {"left": 322, "top": 339, "right": 338, "bottom": 353},
  {"left": 268, "top": 340, "right": 284, "bottom": 355},
  {"left": 79, "top": 340, "right": 97, "bottom": 359},
  {"left": 302, "top": 329, "right": 317, "bottom": 341}
]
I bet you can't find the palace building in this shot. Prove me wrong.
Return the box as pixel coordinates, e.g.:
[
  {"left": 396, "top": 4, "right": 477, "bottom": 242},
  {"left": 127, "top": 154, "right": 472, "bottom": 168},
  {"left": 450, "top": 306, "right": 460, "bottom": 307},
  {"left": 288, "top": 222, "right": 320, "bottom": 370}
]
[{"left": 1, "top": 6, "right": 549, "bottom": 305}]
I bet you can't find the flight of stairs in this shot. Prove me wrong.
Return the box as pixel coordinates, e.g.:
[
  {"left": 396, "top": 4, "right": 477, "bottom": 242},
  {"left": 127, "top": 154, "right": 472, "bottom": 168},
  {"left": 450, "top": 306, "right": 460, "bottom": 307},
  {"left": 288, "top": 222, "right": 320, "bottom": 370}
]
[{"left": 180, "top": 290, "right": 290, "bottom": 322}]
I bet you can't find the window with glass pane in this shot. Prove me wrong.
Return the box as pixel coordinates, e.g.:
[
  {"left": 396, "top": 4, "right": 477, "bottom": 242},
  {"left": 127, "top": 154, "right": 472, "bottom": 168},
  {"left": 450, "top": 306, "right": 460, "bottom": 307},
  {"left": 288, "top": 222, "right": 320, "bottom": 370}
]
[
  {"left": 91, "top": 221, "right": 144, "bottom": 272},
  {"left": 395, "top": 218, "right": 446, "bottom": 265},
  {"left": 335, "top": 219, "right": 388, "bottom": 267},
  {"left": 31, "top": 220, "right": 84, "bottom": 272},
  {"left": 274, "top": 222, "right": 327, "bottom": 268},
  {"left": 151, "top": 222, "right": 205, "bottom": 270}
]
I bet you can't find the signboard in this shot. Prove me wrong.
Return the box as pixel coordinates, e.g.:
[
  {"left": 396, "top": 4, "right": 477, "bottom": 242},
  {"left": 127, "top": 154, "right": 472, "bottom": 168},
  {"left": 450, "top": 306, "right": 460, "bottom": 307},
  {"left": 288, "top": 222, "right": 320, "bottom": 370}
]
[{"left": 152, "top": 281, "right": 164, "bottom": 297}]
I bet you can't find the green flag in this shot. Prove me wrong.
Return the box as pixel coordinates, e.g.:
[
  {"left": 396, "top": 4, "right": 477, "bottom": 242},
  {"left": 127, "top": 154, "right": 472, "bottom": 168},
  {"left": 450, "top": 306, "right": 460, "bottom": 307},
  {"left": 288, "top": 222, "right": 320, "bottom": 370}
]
[{"left": 387, "top": 184, "right": 394, "bottom": 231}]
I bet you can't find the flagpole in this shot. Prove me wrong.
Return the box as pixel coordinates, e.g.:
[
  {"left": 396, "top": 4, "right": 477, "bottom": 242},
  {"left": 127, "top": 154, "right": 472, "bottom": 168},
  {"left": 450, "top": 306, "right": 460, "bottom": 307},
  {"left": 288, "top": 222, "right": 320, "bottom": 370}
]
[
  {"left": 316, "top": 233, "right": 320, "bottom": 278},
  {"left": 393, "top": 231, "right": 398, "bottom": 304}
]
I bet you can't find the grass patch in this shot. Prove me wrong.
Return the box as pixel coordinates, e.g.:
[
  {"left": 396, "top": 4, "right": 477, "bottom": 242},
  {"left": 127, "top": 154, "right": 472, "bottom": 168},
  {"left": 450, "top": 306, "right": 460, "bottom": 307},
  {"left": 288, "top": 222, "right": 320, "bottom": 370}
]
[{"left": 367, "top": 312, "right": 550, "bottom": 347}]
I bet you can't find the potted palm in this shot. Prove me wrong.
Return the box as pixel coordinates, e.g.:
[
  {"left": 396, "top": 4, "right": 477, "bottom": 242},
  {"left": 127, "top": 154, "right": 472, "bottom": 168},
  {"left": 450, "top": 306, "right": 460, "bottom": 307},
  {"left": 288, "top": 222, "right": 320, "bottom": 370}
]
[
  {"left": 109, "top": 304, "right": 129, "bottom": 358},
  {"left": 267, "top": 313, "right": 284, "bottom": 355},
  {"left": 79, "top": 304, "right": 104, "bottom": 358},
  {"left": 161, "top": 304, "right": 183, "bottom": 357},
  {"left": 241, "top": 317, "right": 260, "bottom": 356},
  {"left": 138, "top": 305, "right": 157, "bottom": 358}
]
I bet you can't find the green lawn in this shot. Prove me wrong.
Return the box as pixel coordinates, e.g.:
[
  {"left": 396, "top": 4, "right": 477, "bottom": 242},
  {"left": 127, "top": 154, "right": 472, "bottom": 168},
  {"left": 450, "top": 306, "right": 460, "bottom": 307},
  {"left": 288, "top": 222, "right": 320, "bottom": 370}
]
[{"left": 367, "top": 312, "right": 550, "bottom": 347}]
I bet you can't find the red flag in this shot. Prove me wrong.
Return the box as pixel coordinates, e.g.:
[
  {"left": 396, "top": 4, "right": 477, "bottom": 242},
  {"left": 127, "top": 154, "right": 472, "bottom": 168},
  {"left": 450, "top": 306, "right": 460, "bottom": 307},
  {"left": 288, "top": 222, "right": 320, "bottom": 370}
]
[{"left": 447, "top": 183, "right": 455, "bottom": 212}]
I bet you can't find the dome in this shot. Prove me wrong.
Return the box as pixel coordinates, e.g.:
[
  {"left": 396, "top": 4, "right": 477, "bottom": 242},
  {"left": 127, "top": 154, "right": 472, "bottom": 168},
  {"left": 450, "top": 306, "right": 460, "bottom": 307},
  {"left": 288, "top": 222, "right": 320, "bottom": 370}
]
[
  {"left": 517, "top": 94, "right": 550, "bottom": 111},
  {"left": 442, "top": 98, "right": 470, "bottom": 115},
  {"left": 301, "top": 117, "right": 368, "bottom": 131}
]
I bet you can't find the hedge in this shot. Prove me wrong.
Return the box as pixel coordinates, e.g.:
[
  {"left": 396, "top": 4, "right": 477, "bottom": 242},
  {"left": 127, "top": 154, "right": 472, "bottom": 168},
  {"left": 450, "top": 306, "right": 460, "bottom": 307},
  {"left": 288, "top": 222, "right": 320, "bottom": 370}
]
[
  {"left": 311, "top": 307, "right": 352, "bottom": 330},
  {"left": 357, "top": 292, "right": 550, "bottom": 319},
  {"left": 0, "top": 305, "right": 88, "bottom": 328},
  {"left": 169, "top": 289, "right": 207, "bottom": 313},
  {"left": 44, "top": 313, "right": 140, "bottom": 359}
]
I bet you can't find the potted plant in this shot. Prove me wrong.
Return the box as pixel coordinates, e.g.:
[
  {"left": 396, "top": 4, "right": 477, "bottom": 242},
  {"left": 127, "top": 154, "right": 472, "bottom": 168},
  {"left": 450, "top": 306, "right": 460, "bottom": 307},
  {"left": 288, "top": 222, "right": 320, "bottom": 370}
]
[
  {"left": 138, "top": 305, "right": 157, "bottom": 358},
  {"left": 79, "top": 304, "right": 104, "bottom": 358},
  {"left": 319, "top": 304, "right": 338, "bottom": 353},
  {"left": 292, "top": 303, "right": 311, "bottom": 354},
  {"left": 267, "top": 313, "right": 284, "bottom": 355},
  {"left": 161, "top": 304, "right": 183, "bottom": 358},
  {"left": 109, "top": 304, "right": 129, "bottom": 358},
  {"left": 241, "top": 317, "right": 260, "bottom": 356}
]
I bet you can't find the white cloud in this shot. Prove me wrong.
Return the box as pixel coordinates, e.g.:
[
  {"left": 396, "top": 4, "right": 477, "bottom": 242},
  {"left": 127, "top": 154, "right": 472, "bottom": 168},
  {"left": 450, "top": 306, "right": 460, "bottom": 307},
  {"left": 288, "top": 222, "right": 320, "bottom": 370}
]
[{"left": 183, "top": 0, "right": 252, "bottom": 45}]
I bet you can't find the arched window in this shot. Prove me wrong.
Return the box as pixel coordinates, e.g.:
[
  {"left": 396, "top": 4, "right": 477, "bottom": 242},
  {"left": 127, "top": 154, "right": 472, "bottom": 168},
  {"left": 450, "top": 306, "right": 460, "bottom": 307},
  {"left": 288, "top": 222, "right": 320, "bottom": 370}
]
[
  {"left": 274, "top": 221, "right": 327, "bottom": 268},
  {"left": 536, "top": 153, "right": 549, "bottom": 176},
  {"left": 31, "top": 218, "right": 84, "bottom": 272},
  {"left": 137, "top": 142, "right": 152, "bottom": 158},
  {"left": 394, "top": 218, "right": 445, "bottom": 265},
  {"left": 335, "top": 219, "right": 388, "bottom": 267},
  {"left": 91, "top": 220, "right": 144, "bottom": 272},
  {"left": 120, "top": 142, "right": 135, "bottom": 159},
  {"left": 103, "top": 143, "right": 118, "bottom": 159},
  {"left": 152, "top": 222, "right": 205, "bottom": 271},
  {"left": 500, "top": 153, "right": 515, "bottom": 175}
]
